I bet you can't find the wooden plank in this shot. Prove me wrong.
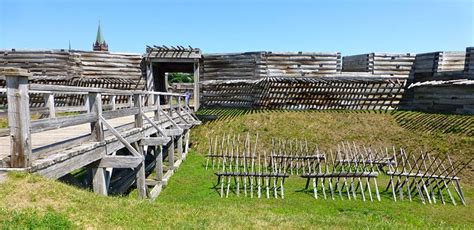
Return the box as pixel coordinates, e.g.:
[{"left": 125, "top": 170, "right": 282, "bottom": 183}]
[
  {"left": 98, "top": 155, "right": 143, "bottom": 168},
  {"left": 31, "top": 113, "right": 97, "bottom": 134},
  {"left": 140, "top": 137, "right": 171, "bottom": 146},
  {"left": 163, "top": 128, "right": 183, "bottom": 136},
  {"left": 99, "top": 116, "right": 140, "bottom": 156}
]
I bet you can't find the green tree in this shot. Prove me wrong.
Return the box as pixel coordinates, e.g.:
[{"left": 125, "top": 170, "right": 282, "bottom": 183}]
[{"left": 168, "top": 72, "right": 194, "bottom": 83}]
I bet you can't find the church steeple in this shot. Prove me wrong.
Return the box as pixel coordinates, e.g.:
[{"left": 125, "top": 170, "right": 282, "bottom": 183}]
[{"left": 93, "top": 21, "right": 109, "bottom": 51}]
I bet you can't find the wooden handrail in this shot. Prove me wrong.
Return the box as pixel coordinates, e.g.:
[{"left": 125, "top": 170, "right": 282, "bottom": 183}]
[{"left": 29, "top": 84, "right": 186, "bottom": 97}]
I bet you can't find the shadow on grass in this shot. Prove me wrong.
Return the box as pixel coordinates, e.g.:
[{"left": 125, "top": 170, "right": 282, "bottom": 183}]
[
  {"left": 197, "top": 108, "right": 473, "bottom": 136},
  {"left": 391, "top": 110, "right": 474, "bottom": 136}
]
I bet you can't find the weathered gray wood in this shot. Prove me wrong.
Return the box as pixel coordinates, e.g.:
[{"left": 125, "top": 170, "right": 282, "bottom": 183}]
[
  {"left": 163, "top": 129, "right": 183, "bottom": 136},
  {"left": 194, "top": 62, "right": 200, "bottom": 110},
  {"left": 168, "top": 137, "right": 175, "bottom": 171},
  {"left": 177, "top": 135, "right": 183, "bottom": 159},
  {"left": 31, "top": 113, "right": 97, "bottom": 134},
  {"left": 102, "top": 107, "right": 139, "bottom": 120},
  {"left": 86, "top": 92, "right": 107, "bottom": 196},
  {"left": 184, "top": 130, "right": 190, "bottom": 156},
  {"left": 88, "top": 93, "right": 104, "bottom": 142},
  {"left": 134, "top": 94, "right": 143, "bottom": 128},
  {"left": 149, "top": 184, "right": 163, "bottom": 200},
  {"left": 30, "top": 84, "right": 133, "bottom": 95},
  {"left": 156, "top": 146, "right": 163, "bottom": 181},
  {"left": 43, "top": 93, "right": 56, "bottom": 118},
  {"left": 140, "top": 137, "right": 171, "bottom": 146},
  {"left": 34, "top": 142, "right": 106, "bottom": 178},
  {"left": 4, "top": 68, "right": 32, "bottom": 167},
  {"left": 134, "top": 142, "right": 147, "bottom": 199},
  {"left": 91, "top": 167, "right": 107, "bottom": 195},
  {"left": 110, "top": 95, "right": 117, "bottom": 110},
  {"left": 0, "top": 128, "right": 10, "bottom": 137},
  {"left": 141, "top": 113, "right": 166, "bottom": 136},
  {"left": 99, "top": 116, "right": 140, "bottom": 156},
  {"left": 98, "top": 155, "right": 143, "bottom": 168}
]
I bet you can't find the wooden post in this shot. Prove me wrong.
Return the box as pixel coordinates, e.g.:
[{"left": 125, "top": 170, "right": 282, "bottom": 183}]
[
  {"left": 43, "top": 93, "right": 55, "bottom": 118},
  {"left": 156, "top": 146, "right": 163, "bottom": 182},
  {"left": 134, "top": 94, "right": 147, "bottom": 199},
  {"left": 91, "top": 167, "right": 107, "bottom": 195},
  {"left": 4, "top": 68, "right": 32, "bottom": 168},
  {"left": 168, "top": 96, "right": 173, "bottom": 117},
  {"left": 146, "top": 62, "right": 154, "bottom": 105},
  {"left": 87, "top": 92, "right": 106, "bottom": 195},
  {"left": 154, "top": 94, "right": 160, "bottom": 122},
  {"left": 110, "top": 95, "right": 116, "bottom": 111},
  {"left": 88, "top": 93, "right": 104, "bottom": 142},
  {"left": 184, "top": 129, "right": 190, "bottom": 157},
  {"left": 135, "top": 142, "right": 147, "bottom": 199},
  {"left": 193, "top": 62, "right": 200, "bottom": 111},
  {"left": 134, "top": 94, "right": 143, "bottom": 128},
  {"left": 177, "top": 134, "right": 183, "bottom": 160},
  {"left": 168, "top": 137, "right": 175, "bottom": 171}
]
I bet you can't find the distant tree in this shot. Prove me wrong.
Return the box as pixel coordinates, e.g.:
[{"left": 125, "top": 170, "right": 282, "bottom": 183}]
[{"left": 168, "top": 72, "right": 194, "bottom": 83}]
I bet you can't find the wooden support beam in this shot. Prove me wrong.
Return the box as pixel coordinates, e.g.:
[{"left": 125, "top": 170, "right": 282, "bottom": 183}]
[
  {"left": 149, "top": 184, "right": 163, "bottom": 200},
  {"left": 163, "top": 128, "right": 183, "bottom": 136},
  {"left": 134, "top": 94, "right": 143, "bottom": 128},
  {"left": 91, "top": 167, "right": 107, "bottom": 195},
  {"left": 184, "top": 129, "right": 190, "bottom": 157},
  {"left": 100, "top": 116, "right": 140, "bottom": 156},
  {"left": 156, "top": 146, "right": 163, "bottom": 182},
  {"left": 4, "top": 68, "right": 32, "bottom": 167},
  {"left": 88, "top": 92, "right": 104, "bottom": 142},
  {"left": 193, "top": 62, "right": 200, "bottom": 111},
  {"left": 177, "top": 135, "right": 183, "bottom": 159},
  {"left": 134, "top": 142, "right": 147, "bottom": 199},
  {"left": 168, "top": 137, "right": 175, "bottom": 171},
  {"left": 140, "top": 137, "right": 171, "bottom": 146},
  {"left": 86, "top": 92, "right": 108, "bottom": 196},
  {"left": 178, "top": 124, "right": 193, "bottom": 129},
  {"left": 98, "top": 155, "right": 143, "bottom": 168}
]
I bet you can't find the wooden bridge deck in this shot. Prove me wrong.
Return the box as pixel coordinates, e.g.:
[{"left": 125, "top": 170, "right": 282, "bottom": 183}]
[{"left": 0, "top": 114, "right": 139, "bottom": 165}]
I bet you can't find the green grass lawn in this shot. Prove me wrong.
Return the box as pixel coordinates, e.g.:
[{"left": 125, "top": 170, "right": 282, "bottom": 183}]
[{"left": 0, "top": 109, "right": 473, "bottom": 228}]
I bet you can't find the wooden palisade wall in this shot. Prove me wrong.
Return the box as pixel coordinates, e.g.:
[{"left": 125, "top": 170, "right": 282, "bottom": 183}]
[
  {"left": 0, "top": 49, "right": 144, "bottom": 107},
  {"left": 342, "top": 53, "right": 415, "bottom": 77},
  {"left": 201, "top": 51, "right": 342, "bottom": 81}
]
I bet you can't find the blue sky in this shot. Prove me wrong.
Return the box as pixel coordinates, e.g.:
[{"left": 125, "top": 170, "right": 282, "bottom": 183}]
[{"left": 0, "top": 0, "right": 472, "bottom": 55}]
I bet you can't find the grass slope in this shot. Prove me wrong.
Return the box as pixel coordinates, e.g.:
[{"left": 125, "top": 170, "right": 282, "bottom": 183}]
[{"left": 0, "top": 109, "right": 473, "bottom": 228}]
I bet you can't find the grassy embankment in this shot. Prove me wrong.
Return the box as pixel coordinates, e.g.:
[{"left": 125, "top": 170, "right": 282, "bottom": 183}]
[{"left": 0, "top": 109, "right": 473, "bottom": 228}]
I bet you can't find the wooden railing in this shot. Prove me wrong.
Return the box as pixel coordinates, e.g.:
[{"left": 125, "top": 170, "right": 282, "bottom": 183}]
[{"left": 1, "top": 68, "right": 196, "bottom": 168}]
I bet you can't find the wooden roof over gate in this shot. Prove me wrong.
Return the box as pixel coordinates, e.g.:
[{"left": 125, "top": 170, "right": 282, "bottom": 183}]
[{"left": 145, "top": 45, "right": 201, "bottom": 62}]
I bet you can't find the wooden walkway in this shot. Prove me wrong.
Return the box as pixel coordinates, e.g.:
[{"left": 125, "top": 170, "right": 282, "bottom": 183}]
[
  {"left": 0, "top": 115, "right": 138, "bottom": 165},
  {"left": 0, "top": 68, "right": 201, "bottom": 199}
]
